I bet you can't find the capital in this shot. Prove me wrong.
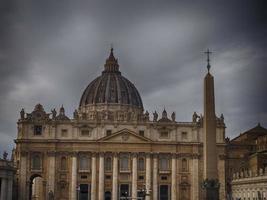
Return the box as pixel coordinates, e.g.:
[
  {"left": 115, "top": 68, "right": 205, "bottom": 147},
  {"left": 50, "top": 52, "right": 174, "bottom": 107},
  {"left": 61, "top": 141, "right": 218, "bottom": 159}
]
[
  {"left": 21, "top": 151, "right": 28, "bottom": 157},
  {"left": 132, "top": 152, "right": 138, "bottom": 157},
  {"left": 47, "top": 151, "right": 56, "bottom": 157},
  {"left": 70, "top": 152, "right": 78, "bottom": 157}
]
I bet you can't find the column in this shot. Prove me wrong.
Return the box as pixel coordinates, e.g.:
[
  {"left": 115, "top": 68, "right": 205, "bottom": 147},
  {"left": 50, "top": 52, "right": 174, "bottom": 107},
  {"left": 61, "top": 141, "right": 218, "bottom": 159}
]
[
  {"left": 153, "top": 153, "right": 158, "bottom": 200},
  {"left": 112, "top": 153, "right": 118, "bottom": 200},
  {"left": 19, "top": 151, "right": 27, "bottom": 200},
  {"left": 42, "top": 179, "right": 46, "bottom": 200},
  {"left": 132, "top": 153, "right": 137, "bottom": 199},
  {"left": 218, "top": 156, "right": 226, "bottom": 200},
  {"left": 145, "top": 153, "right": 151, "bottom": 200},
  {"left": 7, "top": 178, "right": 13, "bottom": 200},
  {"left": 70, "top": 153, "right": 77, "bottom": 200},
  {"left": 98, "top": 153, "right": 104, "bottom": 200},
  {"left": 47, "top": 152, "right": 56, "bottom": 195},
  {"left": 171, "top": 154, "right": 177, "bottom": 200},
  {"left": 0, "top": 178, "right": 7, "bottom": 200},
  {"left": 191, "top": 155, "right": 199, "bottom": 200},
  {"left": 91, "top": 153, "right": 97, "bottom": 200}
]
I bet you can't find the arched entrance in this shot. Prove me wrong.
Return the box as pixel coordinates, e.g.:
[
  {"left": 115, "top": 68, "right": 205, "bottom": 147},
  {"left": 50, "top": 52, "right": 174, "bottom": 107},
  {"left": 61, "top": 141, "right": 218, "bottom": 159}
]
[
  {"left": 29, "top": 174, "right": 45, "bottom": 200},
  {"left": 105, "top": 191, "right": 111, "bottom": 200}
]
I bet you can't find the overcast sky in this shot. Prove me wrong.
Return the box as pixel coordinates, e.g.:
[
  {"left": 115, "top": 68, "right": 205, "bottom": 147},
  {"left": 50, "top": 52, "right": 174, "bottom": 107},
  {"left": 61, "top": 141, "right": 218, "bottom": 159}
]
[{"left": 0, "top": 0, "right": 266, "bottom": 155}]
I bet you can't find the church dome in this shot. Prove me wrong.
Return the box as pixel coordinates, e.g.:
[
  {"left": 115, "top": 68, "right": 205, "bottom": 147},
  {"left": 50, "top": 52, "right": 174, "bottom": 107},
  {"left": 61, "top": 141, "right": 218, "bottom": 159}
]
[{"left": 79, "top": 48, "right": 143, "bottom": 110}]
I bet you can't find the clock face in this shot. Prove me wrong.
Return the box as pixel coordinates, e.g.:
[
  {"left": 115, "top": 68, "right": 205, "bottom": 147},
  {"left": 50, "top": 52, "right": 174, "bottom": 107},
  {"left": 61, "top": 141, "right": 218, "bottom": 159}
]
[
  {"left": 34, "top": 125, "right": 43, "bottom": 135},
  {"left": 36, "top": 113, "right": 42, "bottom": 118}
]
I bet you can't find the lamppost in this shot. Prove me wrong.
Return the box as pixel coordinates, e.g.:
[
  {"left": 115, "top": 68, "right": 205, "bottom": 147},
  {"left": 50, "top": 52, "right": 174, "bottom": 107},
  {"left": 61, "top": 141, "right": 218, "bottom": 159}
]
[
  {"left": 120, "top": 191, "right": 129, "bottom": 200},
  {"left": 137, "top": 186, "right": 150, "bottom": 200},
  {"left": 119, "top": 186, "right": 150, "bottom": 200}
]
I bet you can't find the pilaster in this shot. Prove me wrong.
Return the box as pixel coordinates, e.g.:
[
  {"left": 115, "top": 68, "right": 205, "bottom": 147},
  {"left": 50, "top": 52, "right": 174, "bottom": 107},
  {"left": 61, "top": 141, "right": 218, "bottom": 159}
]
[
  {"left": 47, "top": 151, "right": 56, "bottom": 196},
  {"left": 98, "top": 152, "right": 105, "bottom": 200},
  {"left": 70, "top": 153, "right": 77, "bottom": 200},
  {"left": 145, "top": 153, "right": 151, "bottom": 200},
  {"left": 171, "top": 154, "right": 177, "bottom": 200},
  {"left": 112, "top": 152, "right": 118, "bottom": 200},
  {"left": 91, "top": 153, "right": 97, "bottom": 200},
  {"left": 132, "top": 153, "right": 137, "bottom": 199},
  {"left": 152, "top": 153, "right": 158, "bottom": 200}
]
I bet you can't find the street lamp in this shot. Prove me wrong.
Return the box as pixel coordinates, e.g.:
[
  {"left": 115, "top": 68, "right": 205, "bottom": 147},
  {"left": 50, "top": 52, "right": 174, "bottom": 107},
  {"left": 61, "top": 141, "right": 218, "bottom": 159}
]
[
  {"left": 137, "top": 185, "right": 150, "bottom": 200},
  {"left": 120, "top": 191, "right": 129, "bottom": 200}
]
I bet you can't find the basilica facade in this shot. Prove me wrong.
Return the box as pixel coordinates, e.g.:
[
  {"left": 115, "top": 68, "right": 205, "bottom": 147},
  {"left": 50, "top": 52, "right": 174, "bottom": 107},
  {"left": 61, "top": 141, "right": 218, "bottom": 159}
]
[{"left": 14, "top": 48, "right": 226, "bottom": 200}]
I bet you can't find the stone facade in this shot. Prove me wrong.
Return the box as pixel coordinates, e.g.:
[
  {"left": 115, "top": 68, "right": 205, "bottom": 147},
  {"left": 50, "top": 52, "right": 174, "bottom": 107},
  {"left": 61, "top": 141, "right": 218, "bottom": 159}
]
[{"left": 14, "top": 49, "right": 226, "bottom": 200}]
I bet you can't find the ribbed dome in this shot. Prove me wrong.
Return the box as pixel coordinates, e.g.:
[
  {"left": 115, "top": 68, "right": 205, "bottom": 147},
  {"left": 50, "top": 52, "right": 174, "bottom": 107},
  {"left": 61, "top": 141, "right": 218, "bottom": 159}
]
[{"left": 79, "top": 48, "right": 143, "bottom": 110}]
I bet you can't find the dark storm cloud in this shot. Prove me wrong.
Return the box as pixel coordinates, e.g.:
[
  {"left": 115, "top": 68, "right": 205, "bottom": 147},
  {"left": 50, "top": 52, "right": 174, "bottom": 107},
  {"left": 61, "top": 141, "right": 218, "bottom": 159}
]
[{"left": 0, "top": 0, "right": 266, "bottom": 155}]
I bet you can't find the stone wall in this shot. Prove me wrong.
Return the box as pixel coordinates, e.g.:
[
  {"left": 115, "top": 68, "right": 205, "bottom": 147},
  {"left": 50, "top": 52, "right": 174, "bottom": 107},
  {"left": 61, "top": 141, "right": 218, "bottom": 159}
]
[{"left": 231, "top": 167, "right": 267, "bottom": 199}]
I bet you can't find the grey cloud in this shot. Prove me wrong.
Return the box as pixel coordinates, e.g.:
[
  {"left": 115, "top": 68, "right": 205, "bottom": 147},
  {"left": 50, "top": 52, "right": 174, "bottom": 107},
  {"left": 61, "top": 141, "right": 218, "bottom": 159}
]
[{"left": 0, "top": 0, "right": 266, "bottom": 154}]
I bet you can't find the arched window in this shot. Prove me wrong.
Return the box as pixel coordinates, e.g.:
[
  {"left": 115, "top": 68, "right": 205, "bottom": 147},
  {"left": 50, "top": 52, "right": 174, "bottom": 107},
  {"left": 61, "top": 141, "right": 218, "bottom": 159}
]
[
  {"left": 120, "top": 156, "right": 129, "bottom": 171},
  {"left": 159, "top": 157, "right": 169, "bottom": 171},
  {"left": 105, "top": 157, "right": 112, "bottom": 172},
  {"left": 32, "top": 155, "right": 41, "bottom": 170},
  {"left": 79, "top": 156, "right": 89, "bottom": 170},
  {"left": 182, "top": 158, "right": 188, "bottom": 172},
  {"left": 61, "top": 157, "right": 67, "bottom": 170},
  {"left": 138, "top": 157, "right": 145, "bottom": 171}
]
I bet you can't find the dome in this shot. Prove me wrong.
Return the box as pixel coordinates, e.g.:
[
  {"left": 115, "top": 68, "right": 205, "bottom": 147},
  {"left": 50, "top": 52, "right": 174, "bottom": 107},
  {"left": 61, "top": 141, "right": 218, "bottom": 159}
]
[{"left": 79, "top": 48, "right": 143, "bottom": 110}]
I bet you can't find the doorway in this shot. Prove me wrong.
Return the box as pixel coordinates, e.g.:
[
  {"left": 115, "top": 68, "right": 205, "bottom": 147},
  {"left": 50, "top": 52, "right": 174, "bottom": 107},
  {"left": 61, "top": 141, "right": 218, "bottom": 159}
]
[
  {"left": 79, "top": 184, "right": 89, "bottom": 200},
  {"left": 159, "top": 185, "right": 169, "bottom": 200},
  {"left": 105, "top": 191, "right": 111, "bottom": 200},
  {"left": 29, "top": 174, "right": 44, "bottom": 200},
  {"left": 120, "top": 184, "right": 130, "bottom": 198}
]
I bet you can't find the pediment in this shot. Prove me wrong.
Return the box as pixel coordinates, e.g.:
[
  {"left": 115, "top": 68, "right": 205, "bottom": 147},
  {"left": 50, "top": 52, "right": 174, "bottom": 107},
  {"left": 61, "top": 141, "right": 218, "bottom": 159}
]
[{"left": 98, "top": 129, "right": 152, "bottom": 143}]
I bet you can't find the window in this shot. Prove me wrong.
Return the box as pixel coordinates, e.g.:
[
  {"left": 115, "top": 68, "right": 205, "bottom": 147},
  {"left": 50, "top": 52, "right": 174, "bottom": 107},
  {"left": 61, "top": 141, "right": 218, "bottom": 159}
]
[
  {"left": 160, "top": 131, "right": 169, "bottom": 138},
  {"left": 138, "top": 175, "right": 144, "bottom": 180},
  {"left": 106, "top": 130, "right": 112, "bottom": 136},
  {"left": 159, "top": 157, "right": 169, "bottom": 171},
  {"left": 120, "top": 156, "right": 129, "bottom": 171},
  {"left": 161, "top": 176, "right": 168, "bottom": 180},
  {"left": 61, "top": 157, "right": 67, "bottom": 170},
  {"left": 182, "top": 132, "right": 188, "bottom": 140},
  {"left": 182, "top": 158, "right": 188, "bottom": 172},
  {"left": 34, "top": 125, "right": 42, "bottom": 135},
  {"left": 32, "top": 155, "right": 41, "bottom": 170},
  {"left": 81, "top": 175, "right": 88, "bottom": 179},
  {"left": 61, "top": 129, "right": 68, "bottom": 137},
  {"left": 81, "top": 130, "right": 90, "bottom": 137},
  {"left": 120, "top": 184, "right": 130, "bottom": 198},
  {"left": 138, "top": 157, "right": 145, "bottom": 171},
  {"left": 79, "top": 156, "right": 89, "bottom": 170},
  {"left": 105, "top": 157, "right": 112, "bottom": 172},
  {"left": 139, "top": 130, "right": 144, "bottom": 137}
]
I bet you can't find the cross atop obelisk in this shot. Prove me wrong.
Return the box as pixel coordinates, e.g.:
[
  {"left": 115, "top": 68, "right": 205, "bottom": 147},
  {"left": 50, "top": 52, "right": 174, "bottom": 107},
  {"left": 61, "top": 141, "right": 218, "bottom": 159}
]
[{"left": 204, "top": 49, "right": 212, "bottom": 72}]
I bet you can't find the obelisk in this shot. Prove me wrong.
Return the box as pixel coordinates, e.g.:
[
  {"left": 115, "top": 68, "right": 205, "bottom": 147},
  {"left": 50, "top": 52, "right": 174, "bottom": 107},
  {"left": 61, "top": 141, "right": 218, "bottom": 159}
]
[{"left": 203, "top": 49, "right": 219, "bottom": 200}]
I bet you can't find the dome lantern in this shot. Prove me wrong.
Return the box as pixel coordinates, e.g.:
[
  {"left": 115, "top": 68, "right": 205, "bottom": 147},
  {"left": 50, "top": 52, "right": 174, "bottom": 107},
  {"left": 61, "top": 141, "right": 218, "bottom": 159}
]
[{"left": 103, "top": 48, "right": 120, "bottom": 74}]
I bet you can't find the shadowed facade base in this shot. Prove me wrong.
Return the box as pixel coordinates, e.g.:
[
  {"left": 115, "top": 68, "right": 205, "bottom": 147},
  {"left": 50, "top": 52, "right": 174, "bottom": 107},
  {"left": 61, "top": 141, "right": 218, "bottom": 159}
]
[{"left": 202, "top": 179, "right": 220, "bottom": 200}]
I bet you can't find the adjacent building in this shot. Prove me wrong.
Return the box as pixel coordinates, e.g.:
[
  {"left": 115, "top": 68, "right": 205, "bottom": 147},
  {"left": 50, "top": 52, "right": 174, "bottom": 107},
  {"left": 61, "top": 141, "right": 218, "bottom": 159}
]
[
  {"left": 226, "top": 124, "right": 267, "bottom": 199},
  {"left": 0, "top": 153, "right": 16, "bottom": 200}
]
